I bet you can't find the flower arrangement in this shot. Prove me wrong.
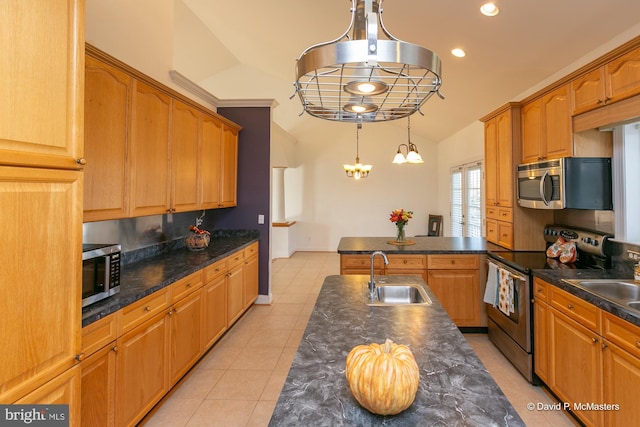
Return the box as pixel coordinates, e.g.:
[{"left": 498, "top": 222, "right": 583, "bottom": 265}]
[
  {"left": 185, "top": 211, "right": 211, "bottom": 251},
  {"left": 389, "top": 209, "right": 413, "bottom": 242}
]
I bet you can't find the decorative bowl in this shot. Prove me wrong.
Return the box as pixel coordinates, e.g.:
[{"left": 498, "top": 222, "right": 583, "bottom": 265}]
[{"left": 185, "top": 232, "right": 210, "bottom": 251}]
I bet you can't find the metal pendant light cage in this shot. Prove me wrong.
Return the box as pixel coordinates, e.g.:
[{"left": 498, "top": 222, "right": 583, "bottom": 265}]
[{"left": 294, "top": 0, "right": 443, "bottom": 123}]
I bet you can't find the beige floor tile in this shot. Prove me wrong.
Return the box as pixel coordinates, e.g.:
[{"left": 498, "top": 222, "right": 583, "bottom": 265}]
[
  {"left": 142, "top": 397, "right": 201, "bottom": 427},
  {"left": 285, "top": 328, "right": 304, "bottom": 348},
  {"left": 260, "top": 371, "right": 289, "bottom": 400},
  {"left": 245, "top": 328, "right": 291, "bottom": 349},
  {"left": 247, "top": 400, "right": 277, "bottom": 427},
  {"left": 229, "top": 346, "right": 284, "bottom": 371},
  {"left": 171, "top": 368, "right": 225, "bottom": 400},
  {"left": 198, "top": 343, "right": 243, "bottom": 370},
  {"left": 273, "top": 346, "right": 297, "bottom": 374},
  {"left": 267, "top": 302, "right": 305, "bottom": 316},
  {"left": 258, "top": 314, "right": 299, "bottom": 330},
  {"left": 185, "top": 400, "right": 256, "bottom": 427},
  {"left": 207, "top": 369, "right": 271, "bottom": 400}
]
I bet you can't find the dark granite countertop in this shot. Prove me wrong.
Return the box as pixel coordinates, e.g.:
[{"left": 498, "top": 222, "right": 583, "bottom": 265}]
[
  {"left": 81, "top": 233, "right": 259, "bottom": 327},
  {"left": 269, "top": 275, "right": 524, "bottom": 426},
  {"left": 532, "top": 269, "right": 640, "bottom": 327},
  {"left": 337, "top": 236, "right": 488, "bottom": 254}
]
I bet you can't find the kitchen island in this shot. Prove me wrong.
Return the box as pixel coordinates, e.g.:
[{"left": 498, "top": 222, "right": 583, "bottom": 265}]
[{"left": 269, "top": 275, "right": 524, "bottom": 426}]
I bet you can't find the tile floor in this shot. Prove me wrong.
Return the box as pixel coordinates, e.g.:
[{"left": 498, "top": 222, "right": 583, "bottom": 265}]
[{"left": 142, "top": 251, "right": 578, "bottom": 427}]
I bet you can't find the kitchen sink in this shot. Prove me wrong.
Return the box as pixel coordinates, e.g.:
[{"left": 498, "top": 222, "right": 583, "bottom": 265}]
[
  {"left": 363, "top": 283, "right": 432, "bottom": 306},
  {"left": 563, "top": 279, "right": 640, "bottom": 302},
  {"left": 628, "top": 301, "right": 640, "bottom": 311}
]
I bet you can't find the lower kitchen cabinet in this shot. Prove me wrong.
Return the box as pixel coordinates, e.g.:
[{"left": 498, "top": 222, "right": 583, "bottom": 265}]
[
  {"left": 243, "top": 243, "right": 260, "bottom": 309},
  {"left": 385, "top": 254, "right": 427, "bottom": 282},
  {"left": 227, "top": 260, "right": 245, "bottom": 326},
  {"left": 202, "top": 260, "right": 228, "bottom": 350},
  {"left": 169, "top": 291, "right": 203, "bottom": 385},
  {"left": 534, "top": 278, "right": 640, "bottom": 426},
  {"left": 81, "top": 343, "right": 117, "bottom": 426},
  {"left": 340, "top": 254, "right": 385, "bottom": 275}
]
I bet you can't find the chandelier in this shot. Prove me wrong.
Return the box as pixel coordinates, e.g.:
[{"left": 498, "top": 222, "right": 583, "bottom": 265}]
[
  {"left": 343, "top": 123, "right": 372, "bottom": 179},
  {"left": 293, "top": 0, "right": 443, "bottom": 123},
  {"left": 392, "top": 114, "right": 424, "bottom": 164}
]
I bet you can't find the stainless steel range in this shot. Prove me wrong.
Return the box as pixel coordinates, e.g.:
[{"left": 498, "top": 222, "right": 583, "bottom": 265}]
[{"left": 485, "top": 225, "right": 611, "bottom": 383}]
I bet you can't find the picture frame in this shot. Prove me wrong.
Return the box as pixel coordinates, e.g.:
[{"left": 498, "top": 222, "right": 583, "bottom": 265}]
[{"left": 427, "top": 214, "right": 443, "bottom": 236}]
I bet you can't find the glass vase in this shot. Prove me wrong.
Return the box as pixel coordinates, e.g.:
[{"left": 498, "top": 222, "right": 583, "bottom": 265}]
[{"left": 396, "top": 223, "right": 406, "bottom": 243}]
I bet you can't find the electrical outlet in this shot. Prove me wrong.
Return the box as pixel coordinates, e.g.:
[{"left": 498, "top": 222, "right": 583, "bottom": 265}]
[
  {"left": 628, "top": 250, "right": 640, "bottom": 261},
  {"left": 258, "top": 214, "right": 265, "bottom": 225}
]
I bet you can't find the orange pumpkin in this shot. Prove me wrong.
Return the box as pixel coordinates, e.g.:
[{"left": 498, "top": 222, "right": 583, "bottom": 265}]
[{"left": 345, "top": 338, "right": 420, "bottom": 415}]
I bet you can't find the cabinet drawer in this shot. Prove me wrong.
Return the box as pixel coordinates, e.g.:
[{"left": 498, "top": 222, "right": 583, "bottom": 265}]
[
  {"left": 244, "top": 242, "right": 258, "bottom": 259},
  {"left": 533, "top": 278, "right": 548, "bottom": 302},
  {"left": 549, "top": 286, "right": 600, "bottom": 333},
  {"left": 602, "top": 311, "right": 640, "bottom": 359},
  {"left": 170, "top": 271, "right": 203, "bottom": 304},
  {"left": 82, "top": 312, "right": 120, "bottom": 357},
  {"left": 386, "top": 254, "right": 427, "bottom": 270},
  {"left": 341, "top": 255, "right": 384, "bottom": 269},
  {"left": 486, "top": 207, "right": 499, "bottom": 220},
  {"left": 121, "top": 288, "right": 170, "bottom": 334},
  {"left": 497, "top": 221, "right": 513, "bottom": 249},
  {"left": 427, "top": 254, "right": 479, "bottom": 270},
  {"left": 497, "top": 207, "right": 512, "bottom": 222},
  {"left": 486, "top": 218, "right": 498, "bottom": 244},
  {"left": 204, "top": 258, "right": 227, "bottom": 283},
  {"left": 227, "top": 251, "right": 244, "bottom": 268}
]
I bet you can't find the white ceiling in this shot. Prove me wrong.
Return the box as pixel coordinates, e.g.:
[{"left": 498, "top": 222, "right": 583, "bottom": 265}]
[{"left": 177, "top": 0, "right": 640, "bottom": 144}]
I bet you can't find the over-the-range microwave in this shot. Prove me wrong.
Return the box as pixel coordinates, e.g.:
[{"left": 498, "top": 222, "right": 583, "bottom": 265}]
[{"left": 516, "top": 157, "right": 613, "bottom": 210}]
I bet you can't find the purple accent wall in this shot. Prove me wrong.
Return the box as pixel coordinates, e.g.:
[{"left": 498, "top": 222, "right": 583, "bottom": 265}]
[{"left": 215, "top": 107, "right": 271, "bottom": 296}]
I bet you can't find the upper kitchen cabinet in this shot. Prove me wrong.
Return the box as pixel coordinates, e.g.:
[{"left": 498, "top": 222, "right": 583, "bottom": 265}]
[
  {"left": 171, "top": 100, "right": 200, "bottom": 213},
  {"left": 129, "top": 81, "right": 172, "bottom": 217},
  {"left": 200, "top": 116, "right": 223, "bottom": 209},
  {"left": 571, "top": 45, "right": 640, "bottom": 115},
  {"left": 521, "top": 84, "right": 572, "bottom": 163},
  {"left": 84, "top": 55, "right": 131, "bottom": 221},
  {"left": 220, "top": 126, "right": 239, "bottom": 208},
  {"left": 484, "top": 105, "right": 518, "bottom": 210},
  {"left": 0, "top": 0, "right": 84, "bottom": 170}
]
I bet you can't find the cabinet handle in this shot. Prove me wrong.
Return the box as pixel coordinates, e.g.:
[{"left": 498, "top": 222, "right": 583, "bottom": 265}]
[
  {"left": 111, "top": 345, "right": 118, "bottom": 353},
  {"left": 403, "top": 260, "right": 408, "bottom": 264},
  {"left": 592, "top": 337, "right": 599, "bottom": 344},
  {"left": 537, "top": 287, "right": 543, "bottom": 293},
  {"left": 636, "top": 340, "right": 640, "bottom": 349},
  {"left": 567, "top": 303, "right": 574, "bottom": 310},
  {"left": 168, "top": 309, "right": 173, "bottom": 316},
  {"left": 144, "top": 306, "right": 151, "bottom": 312},
  {"left": 75, "top": 353, "right": 86, "bottom": 362},
  {"left": 602, "top": 342, "right": 608, "bottom": 349},
  {"left": 76, "top": 158, "right": 87, "bottom": 165},
  {"left": 186, "top": 283, "right": 192, "bottom": 288}
]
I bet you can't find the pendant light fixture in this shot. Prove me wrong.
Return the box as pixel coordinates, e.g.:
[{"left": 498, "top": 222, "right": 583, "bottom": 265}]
[
  {"left": 392, "top": 115, "right": 424, "bottom": 164},
  {"left": 293, "top": 0, "right": 443, "bottom": 123},
  {"left": 343, "top": 123, "right": 372, "bottom": 179}
]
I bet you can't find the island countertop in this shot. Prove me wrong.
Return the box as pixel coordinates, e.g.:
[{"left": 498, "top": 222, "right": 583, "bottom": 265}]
[
  {"left": 337, "top": 236, "right": 491, "bottom": 254},
  {"left": 268, "top": 275, "right": 524, "bottom": 426}
]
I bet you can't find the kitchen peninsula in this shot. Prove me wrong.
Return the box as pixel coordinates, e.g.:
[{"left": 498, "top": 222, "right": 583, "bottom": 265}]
[
  {"left": 269, "top": 275, "right": 524, "bottom": 426},
  {"left": 338, "top": 236, "right": 491, "bottom": 327}
]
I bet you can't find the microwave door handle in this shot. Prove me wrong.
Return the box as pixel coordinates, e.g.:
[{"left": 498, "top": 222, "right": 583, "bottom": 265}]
[
  {"left": 104, "top": 256, "right": 111, "bottom": 290},
  {"left": 539, "top": 171, "right": 551, "bottom": 206}
]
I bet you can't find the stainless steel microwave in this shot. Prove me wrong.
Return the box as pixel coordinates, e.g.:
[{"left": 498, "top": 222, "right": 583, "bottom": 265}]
[
  {"left": 82, "top": 244, "right": 121, "bottom": 307},
  {"left": 516, "top": 157, "right": 613, "bottom": 210}
]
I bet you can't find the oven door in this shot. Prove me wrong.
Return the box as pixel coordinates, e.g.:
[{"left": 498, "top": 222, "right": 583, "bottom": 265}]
[{"left": 486, "top": 261, "right": 531, "bottom": 353}]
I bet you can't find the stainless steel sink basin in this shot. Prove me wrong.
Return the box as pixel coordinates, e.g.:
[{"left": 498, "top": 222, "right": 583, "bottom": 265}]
[
  {"left": 363, "top": 284, "right": 432, "bottom": 306},
  {"left": 563, "top": 279, "right": 640, "bottom": 302},
  {"left": 628, "top": 301, "right": 640, "bottom": 311}
]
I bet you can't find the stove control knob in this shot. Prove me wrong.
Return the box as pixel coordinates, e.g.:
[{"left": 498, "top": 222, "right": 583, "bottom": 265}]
[{"left": 583, "top": 237, "right": 592, "bottom": 244}]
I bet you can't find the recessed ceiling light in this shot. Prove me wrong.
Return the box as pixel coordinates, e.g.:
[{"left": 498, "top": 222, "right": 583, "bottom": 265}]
[
  {"left": 480, "top": 2, "right": 499, "bottom": 17},
  {"left": 451, "top": 48, "right": 466, "bottom": 58}
]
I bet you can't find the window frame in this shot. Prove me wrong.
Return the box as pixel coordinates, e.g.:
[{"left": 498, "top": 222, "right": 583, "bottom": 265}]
[{"left": 450, "top": 160, "right": 484, "bottom": 237}]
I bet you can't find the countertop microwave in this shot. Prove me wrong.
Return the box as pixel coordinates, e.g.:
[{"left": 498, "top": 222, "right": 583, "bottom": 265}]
[
  {"left": 516, "top": 157, "right": 613, "bottom": 210},
  {"left": 82, "top": 243, "right": 121, "bottom": 307}
]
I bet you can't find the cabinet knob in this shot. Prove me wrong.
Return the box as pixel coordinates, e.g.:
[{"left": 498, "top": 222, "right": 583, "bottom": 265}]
[
  {"left": 75, "top": 353, "right": 86, "bottom": 362},
  {"left": 591, "top": 337, "right": 599, "bottom": 344},
  {"left": 602, "top": 342, "right": 608, "bottom": 349},
  {"left": 111, "top": 345, "right": 118, "bottom": 353},
  {"left": 537, "top": 287, "right": 543, "bottom": 293},
  {"left": 144, "top": 306, "right": 151, "bottom": 312},
  {"left": 567, "top": 303, "right": 574, "bottom": 310},
  {"left": 76, "top": 157, "right": 87, "bottom": 165},
  {"left": 636, "top": 340, "right": 640, "bottom": 349}
]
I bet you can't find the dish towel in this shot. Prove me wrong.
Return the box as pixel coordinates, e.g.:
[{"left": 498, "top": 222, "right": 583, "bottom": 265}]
[
  {"left": 498, "top": 268, "right": 515, "bottom": 315},
  {"left": 483, "top": 262, "right": 499, "bottom": 306}
]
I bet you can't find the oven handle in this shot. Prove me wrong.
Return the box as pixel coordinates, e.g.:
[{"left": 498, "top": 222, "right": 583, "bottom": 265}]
[{"left": 487, "top": 260, "right": 527, "bottom": 283}]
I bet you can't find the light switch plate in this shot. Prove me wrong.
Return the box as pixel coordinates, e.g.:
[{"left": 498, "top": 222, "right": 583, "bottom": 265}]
[{"left": 258, "top": 214, "right": 265, "bottom": 224}]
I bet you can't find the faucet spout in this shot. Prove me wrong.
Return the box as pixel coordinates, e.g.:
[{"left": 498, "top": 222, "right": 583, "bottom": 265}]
[{"left": 369, "top": 251, "right": 389, "bottom": 298}]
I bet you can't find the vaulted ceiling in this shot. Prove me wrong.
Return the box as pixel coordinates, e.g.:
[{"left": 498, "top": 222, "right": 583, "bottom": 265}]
[{"left": 175, "top": 0, "right": 640, "bottom": 143}]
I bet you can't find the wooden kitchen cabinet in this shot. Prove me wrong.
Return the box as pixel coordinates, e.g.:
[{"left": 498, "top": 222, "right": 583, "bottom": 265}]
[
  {"left": 533, "top": 281, "right": 550, "bottom": 384},
  {"left": 220, "top": 125, "right": 239, "bottom": 207},
  {"left": 129, "top": 80, "right": 172, "bottom": 217},
  {"left": 202, "top": 259, "right": 228, "bottom": 350},
  {"left": 169, "top": 290, "right": 203, "bottom": 385},
  {"left": 83, "top": 55, "right": 131, "bottom": 221},
  {"left": 81, "top": 343, "right": 117, "bottom": 427},
  {"left": 227, "top": 252, "right": 246, "bottom": 326},
  {"left": 243, "top": 243, "right": 260, "bottom": 308},
  {"left": 170, "top": 100, "right": 200, "bottom": 213},
  {"left": 0, "top": 0, "right": 84, "bottom": 171},
  {"left": 521, "top": 84, "right": 572, "bottom": 163},
  {"left": 385, "top": 254, "right": 427, "bottom": 282},
  {"left": 426, "top": 255, "right": 484, "bottom": 327},
  {"left": 340, "top": 254, "right": 385, "bottom": 275},
  {"left": 200, "top": 115, "right": 223, "bottom": 209}
]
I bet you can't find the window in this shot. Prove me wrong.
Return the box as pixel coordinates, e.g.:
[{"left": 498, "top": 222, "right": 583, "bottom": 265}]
[
  {"left": 613, "top": 121, "right": 640, "bottom": 243},
  {"left": 450, "top": 161, "right": 483, "bottom": 237}
]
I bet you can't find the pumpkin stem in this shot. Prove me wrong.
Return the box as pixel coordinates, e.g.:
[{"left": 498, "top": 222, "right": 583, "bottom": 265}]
[{"left": 382, "top": 338, "right": 394, "bottom": 353}]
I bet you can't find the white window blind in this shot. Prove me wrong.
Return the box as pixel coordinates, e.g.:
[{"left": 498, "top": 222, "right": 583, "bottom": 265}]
[{"left": 450, "top": 161, "right": 483, "bottom": 237}]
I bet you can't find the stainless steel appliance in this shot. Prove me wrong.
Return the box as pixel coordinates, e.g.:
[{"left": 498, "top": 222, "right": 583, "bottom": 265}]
[
  {"left": 82, "top": 243, "right": 121, "bottom": 307},
  {"left": 486, "top": 225, "right": 610, "bottom": 383},
  {"left": 517, "top": 157, "right": 612, "bottom": 210}
]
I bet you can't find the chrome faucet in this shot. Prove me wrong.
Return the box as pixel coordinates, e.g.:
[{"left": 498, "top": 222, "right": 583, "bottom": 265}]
[{"left": 369, "top": 251, "right": 389, "bottom": 298}]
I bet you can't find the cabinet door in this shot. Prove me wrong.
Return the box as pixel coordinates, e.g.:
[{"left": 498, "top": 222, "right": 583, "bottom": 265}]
[
  {"left": 200, "top": 115, "right": 223, "bottom": 209},
  {"left": 485, "top": 218, "right": 498, "bottom": 245},
  {"left": 496, "top": 110, "right": 513, "bottom": 207},
  {"left": 496, "top": 221, "right": 513, "bottom": 250},
  {"left": 521, "top": 99, "right": 543, "bottom": 163},
  {"left": 606, "top": 46, "right": 640, "bottom": 104},
  {"left": 171, "top": 100, "right": 200, "bottom": 213},
  {"left": 84, "top": 56, "right": 131, "bottom": 221},
  {"left": 533, "top": 299, "right": 550, "bottom": 384},
  {"left": 0, "top": 0, "right": 83, "bottom": 170},
  {"left": 427, "top": 270, "right": 480, "bottom": 327},
  {"left": 202, "top": 275, "right": 228, "bottom": 350},
  {"left": 603, "top": 341, "right": 640, "bottom": 427},
  {"left": 243, "top": 255, "right": 259, "bottom": 308},
  {"left": 116, "top": 313, "right": 170, "bottom": 427},
  {"left": 81, "top": 344, "right": 116, "bottom": 427},
  {"left": 549, "top": 308, "right": 603, "bottom": 426},
  {"left": 220, "top": 126, "right": 238, "bottom": 207},
  {"left": 0, "top": 167, "right": 82, "bottom": 402},
  {"left": 227, "top": 264, "right": 244, "bottom": 326},
  {"left": 129, "top": 81, "right": 171, "bottom": 216},
  {"left": 169, "top": 292, "right": 202, "bottom": 385},
  {"left": 484, "top": 117, "right": 498, "bottom": 207},
  {"left": 542, "top": 84, "right": 572, "bottom": 159},
  {"left": 571, "top": 68, "right": 606, "bottom": 115}
]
